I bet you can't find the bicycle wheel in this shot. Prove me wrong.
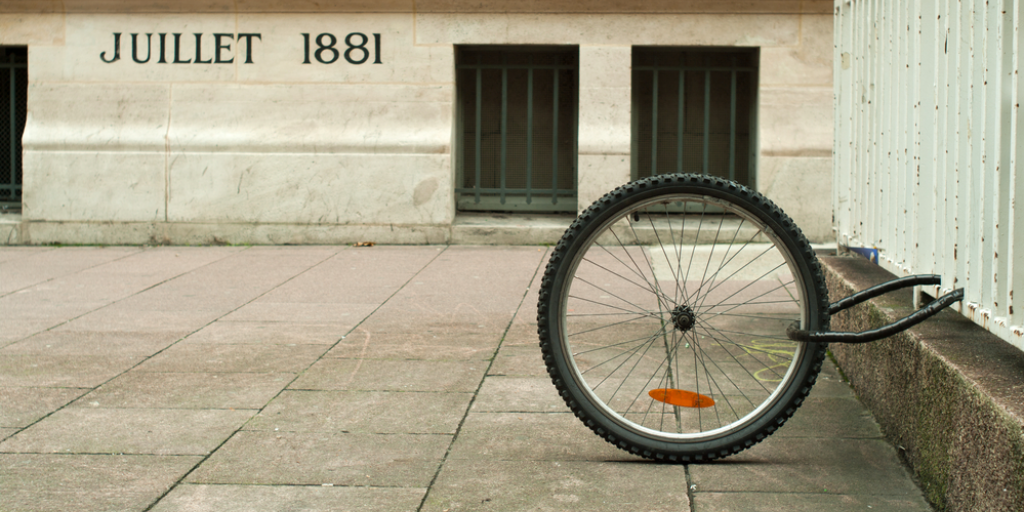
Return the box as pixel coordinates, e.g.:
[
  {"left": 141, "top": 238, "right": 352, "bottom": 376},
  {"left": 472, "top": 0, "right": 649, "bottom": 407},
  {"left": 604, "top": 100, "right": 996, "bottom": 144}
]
[{"left": 537, "top": 173, "right": 829, "bottom": 462}]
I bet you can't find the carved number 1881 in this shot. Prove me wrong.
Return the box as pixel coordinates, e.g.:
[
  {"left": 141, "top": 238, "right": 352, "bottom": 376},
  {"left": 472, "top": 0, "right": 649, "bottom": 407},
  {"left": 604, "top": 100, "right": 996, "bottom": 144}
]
[{"left": 302, "top": 33, "right": 382, "bottom": 65}]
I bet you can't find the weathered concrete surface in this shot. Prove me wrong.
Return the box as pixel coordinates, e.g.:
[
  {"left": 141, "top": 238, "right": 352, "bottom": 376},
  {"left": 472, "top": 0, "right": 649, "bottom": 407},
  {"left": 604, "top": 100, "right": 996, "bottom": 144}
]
[
  {"left": 1, "top": 246, "right": 934, "bottom": 512},
  {"left": 821, "top": 255, "right": 1024, "bottom": 512},
  {"left": 0, "top": 214, "right": 20, "bottom": 245}
]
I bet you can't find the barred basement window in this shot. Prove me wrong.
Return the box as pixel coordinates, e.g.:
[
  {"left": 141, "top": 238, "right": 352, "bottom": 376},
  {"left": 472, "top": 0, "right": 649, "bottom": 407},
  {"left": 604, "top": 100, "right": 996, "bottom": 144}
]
[
  {"left": 632, "top": 47, "right": 758, "bottom": 187},
  {"left": 1, "top": 46, "right": 27, "bottom": 213},
  {"left": 455, "top": 46, "right": 579, "bottom": 213}
]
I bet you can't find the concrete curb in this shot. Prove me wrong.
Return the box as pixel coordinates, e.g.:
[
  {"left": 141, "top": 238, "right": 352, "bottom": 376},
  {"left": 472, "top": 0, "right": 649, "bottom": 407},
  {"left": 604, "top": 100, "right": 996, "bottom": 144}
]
[
  {"left": 0, "top": 214, "right": 22, "bottom": 245},
  {"left": 820, "top": 255, "right": 1024, "bottom": 512},
  {"left": 1, "top": 215, "right": 577, "bottom": 246}
]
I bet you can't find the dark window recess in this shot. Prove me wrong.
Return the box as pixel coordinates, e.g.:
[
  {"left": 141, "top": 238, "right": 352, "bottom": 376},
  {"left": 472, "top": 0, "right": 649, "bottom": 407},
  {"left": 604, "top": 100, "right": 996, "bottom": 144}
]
[
  {"left": 1, "top": 46, "right": 27, "bottom": 212},
  {"left": 456, "top": 46, "right": 579, "bottom": 213},
  {"left": 632, "top": 48, "right": 758, "bottom": 188}
]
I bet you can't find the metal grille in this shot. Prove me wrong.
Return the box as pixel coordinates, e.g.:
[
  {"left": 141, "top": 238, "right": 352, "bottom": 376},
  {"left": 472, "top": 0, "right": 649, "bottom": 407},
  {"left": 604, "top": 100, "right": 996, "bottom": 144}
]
[
  {"left": 456, "top": 47, "right": 578, "bottom": 212},
  {"left": 1, "top": 47, "right": 27, "bottom": 210},
  {"left": 632, "top": 48, "right": 757, "bottom": 187},
  {"left": 835, "top": 0, "right": 1024, "bottom": 351}
]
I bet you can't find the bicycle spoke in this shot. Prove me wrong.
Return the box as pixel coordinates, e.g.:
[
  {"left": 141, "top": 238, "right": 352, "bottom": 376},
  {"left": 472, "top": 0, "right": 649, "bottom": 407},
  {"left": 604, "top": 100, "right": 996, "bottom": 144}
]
[
  {"left": 582, "top": 255, "right": 676, "bottom": 306},
  {"left": 695, "top": 321, "right": 791, "bottom": 384},
  {"left": 568, "top": 313, "right": 656, "bottom": 338}
]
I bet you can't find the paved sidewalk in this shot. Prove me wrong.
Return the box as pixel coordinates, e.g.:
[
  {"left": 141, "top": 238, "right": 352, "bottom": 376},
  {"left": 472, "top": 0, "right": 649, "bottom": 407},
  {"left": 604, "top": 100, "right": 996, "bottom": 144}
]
[{"left": 1, "top": 245, "right": 933, "bottom": 512}]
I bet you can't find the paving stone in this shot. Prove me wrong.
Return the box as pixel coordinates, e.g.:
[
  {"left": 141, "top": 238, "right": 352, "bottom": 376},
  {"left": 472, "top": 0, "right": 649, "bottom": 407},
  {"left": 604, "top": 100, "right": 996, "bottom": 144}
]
[
  {"left": 448, "top": 412, "right": 639, "bottom": 462},
  {"left": 122, "top": 295, "right": 255, "bottom": 314},
  {"left": 222, "top": 246, "right": 341, "bottom": 266},
  {"left": 187, "top": 431, "right": 450, "bottom": 487},
  {"left": 80, "top": 247, "right": 242, "bottom": 279},
  {"left": 0, "top": 246, "right": 948, "bottom": 512},
  {"left": 0, "top": 325, "right": 34, "bottom": 347},
  {"left": 220, "top": 302, "right": 379, "bottom": 324},
  {"left": 689, "top": 437, "right": 926, "bottom": 496},
  {"left": 124, "top": 279, "right": 270, "bottom": 312},
  {"left": 357, "top": 308, "right": 513, "bottom": 336},
  {"left": 487, "top": 344, "right": 549, "bottom": 377},
  {"left": 0, "top": 300, "right": 111, "bottom": 342},
  {"left": 694, "top": 492, "right": 933, "bottom": 512},
  {"left": 2, "top": 330, "right": 189, "bottom": 357},
  {"left": 472, "top": 376, "right": 566, "bottom": 413},
  {"left": 135, "top": 343, "right": 327, "bottom": 373},
  {"left": 0, "top": 247, "right": 140, "bottom": 294},
  {"left": 181, "top": 321, "right": 352, "bottom": 345},
  {"left": 0, "top": 407, "right": 253, "bottom": 455},
  {"left": 248, "top": 390, "right": 472, "bottom": 434},
  {"left": 804, "top": 359, "right": 860, "bottom": 398},
  {"left": 421, "top": 460, "right": 690, "bottom": 512},
  {"left": 150, "top": 483, "right": 426, "bottom": 512},
  {"left": 65, "top": 307, "right": 222, "bottom": 333},
  {"left": 85, "top": 371, "right": 293, "bottom": 409},
  {"left": 13, "top": 274, "right": 156, "bottom": 304},
  {"left": 0, "top": 454, "right": 202, "bottom": 512},
  {"left": 255, "top": 246, "right": 443, "bottom": 305},
  {"left": 0, "top": 354, "right": 142, "bottom": 388},
  {"left": 350, "top": 247, "right": 544, "bottom": 335},
  {"left": 508, "top": 277, "right": 544, "bottom": 332},
  {"left": 0, "top": 246, "right": 54, "bottom": 265},
  {"left": 291, "top": 358, "right": 485, "bottom": 392},
  {"left": 123, "top": 249, "right": 335, "bottom": 313},
  {"left": 0, "top": 387, "right": 89, "bottom": 427},
  {"left": 324, "top": 328, "right": 500, "bottom": 360},
  {"left": 395, "top": 248, "right": 543, "bottom": 311},
  {"left": 776, "top": 396, "right": 883, "bottom": 439},
  {"left": 502, "top": 321, "right": 543, "bottom": 345}
]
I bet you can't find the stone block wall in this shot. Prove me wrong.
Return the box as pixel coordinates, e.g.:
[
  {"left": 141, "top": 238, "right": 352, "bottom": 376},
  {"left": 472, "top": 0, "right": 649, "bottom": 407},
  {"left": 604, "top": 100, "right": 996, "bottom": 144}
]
[
  {"left": 0, "top": 0, "right": 834, "bottom": 244},
  {"left": 822, "top": 255, "right": 1024, "bottom": 512}
]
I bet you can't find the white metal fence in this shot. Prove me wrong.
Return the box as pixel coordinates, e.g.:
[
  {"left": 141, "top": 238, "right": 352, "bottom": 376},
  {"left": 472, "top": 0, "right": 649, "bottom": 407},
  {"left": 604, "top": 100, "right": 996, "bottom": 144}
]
[{"left": 834, "top": 0, "right": 1024, "bottom": 351}]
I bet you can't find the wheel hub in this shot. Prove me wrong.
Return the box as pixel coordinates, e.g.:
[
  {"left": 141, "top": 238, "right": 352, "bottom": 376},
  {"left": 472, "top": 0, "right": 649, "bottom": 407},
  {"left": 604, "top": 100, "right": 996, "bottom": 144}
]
[{"left": 671, "top": 304, "right": 696, "bottom": 333}]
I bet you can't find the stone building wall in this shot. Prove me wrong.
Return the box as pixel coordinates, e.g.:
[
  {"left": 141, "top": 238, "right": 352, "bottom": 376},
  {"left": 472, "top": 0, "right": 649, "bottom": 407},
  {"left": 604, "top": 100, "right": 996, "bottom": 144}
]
[{"left": 0, "top": 0, "right": 834, "bottom": 244}]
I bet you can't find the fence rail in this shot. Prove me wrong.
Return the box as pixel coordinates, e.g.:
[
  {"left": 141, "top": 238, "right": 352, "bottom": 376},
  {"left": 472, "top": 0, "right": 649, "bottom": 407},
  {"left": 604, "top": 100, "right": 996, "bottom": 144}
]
[{"left": 834, "top": 0, "right": 1024, "bottom": 351}]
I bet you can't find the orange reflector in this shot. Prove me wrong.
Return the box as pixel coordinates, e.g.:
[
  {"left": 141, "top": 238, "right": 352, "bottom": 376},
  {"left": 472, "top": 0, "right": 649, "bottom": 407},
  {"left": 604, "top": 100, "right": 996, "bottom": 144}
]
[{"left": 649, "top": 388, "right": 715, "bottom": 408}]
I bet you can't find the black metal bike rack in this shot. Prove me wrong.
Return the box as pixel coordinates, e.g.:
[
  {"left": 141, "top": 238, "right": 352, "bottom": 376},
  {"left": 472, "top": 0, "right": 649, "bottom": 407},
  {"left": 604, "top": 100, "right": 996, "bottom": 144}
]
[{"left": 787, "top": 274, "right": 965, "bottom": 344}]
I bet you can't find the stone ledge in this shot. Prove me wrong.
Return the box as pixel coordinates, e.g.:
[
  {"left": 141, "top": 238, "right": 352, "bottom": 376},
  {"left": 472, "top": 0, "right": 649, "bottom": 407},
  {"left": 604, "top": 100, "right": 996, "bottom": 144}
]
[
  {"left": 0, "top": 214, "right": 24, "bottom": 245},
  {"left": 6, "top": 218, "right": 845, "bottom": 247},
  {"left": 14, "top": 221, "right": 451, "bottom": 246},
  {"left": 451, "top": 213, "right": 573, "bottom": 245},
  {"left": 820, "top": 255, "right": 1024, "bottom": 512},
  {"left": 7, "top": 217, "right": 577, "bottom": 246}
]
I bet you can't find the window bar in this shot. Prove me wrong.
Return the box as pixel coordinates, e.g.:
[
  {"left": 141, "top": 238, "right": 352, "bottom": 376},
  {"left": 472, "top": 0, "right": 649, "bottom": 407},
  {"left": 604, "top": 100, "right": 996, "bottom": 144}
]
[
  {"left": 572, "top": 70, "right": 578, "bottom": 201},
  {"left": 729, "top": 60, "right": 738, "bottom": 181},
  {"left": 500, "top": 54, "right": 508, "bottom": 205},
  {"left": 9, "top": 65, "right": 17, "bottom": 185},
  {"left": 526, "top": 57, "right": 534, "bottom": 204},
  {"left": 703, "top": 70, "right": 711, "bottom": 175},
  {"left": 474, "top": 57, "right": 482, "bottom": 205},
  {"left": 7, "top": 65, "right": 13, "bottom": 184},
  {"left": 677, "top": 69, "right": 685, "bottom": 174},
  {"left": 552, "top": 67, "right": 560, "bottom": 204},
  {"left": 651, "top": 69, "right": 659, "bottom": 176}
]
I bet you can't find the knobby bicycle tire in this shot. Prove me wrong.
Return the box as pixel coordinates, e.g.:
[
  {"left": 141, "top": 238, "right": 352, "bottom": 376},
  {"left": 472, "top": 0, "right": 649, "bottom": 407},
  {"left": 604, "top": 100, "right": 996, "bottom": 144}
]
[{"left": 537, "top": 173, "right": 830, "bottom": 462}]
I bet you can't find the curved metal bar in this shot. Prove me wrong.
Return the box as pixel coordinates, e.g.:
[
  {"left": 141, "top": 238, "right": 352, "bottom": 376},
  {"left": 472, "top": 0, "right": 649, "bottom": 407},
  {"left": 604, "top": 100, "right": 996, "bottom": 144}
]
[
  {"left": 828, "top": 274, "right": 942, "bottom": 315},
  {"left": 788, "top": 288, "right": 964, "bottom": 344}
]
